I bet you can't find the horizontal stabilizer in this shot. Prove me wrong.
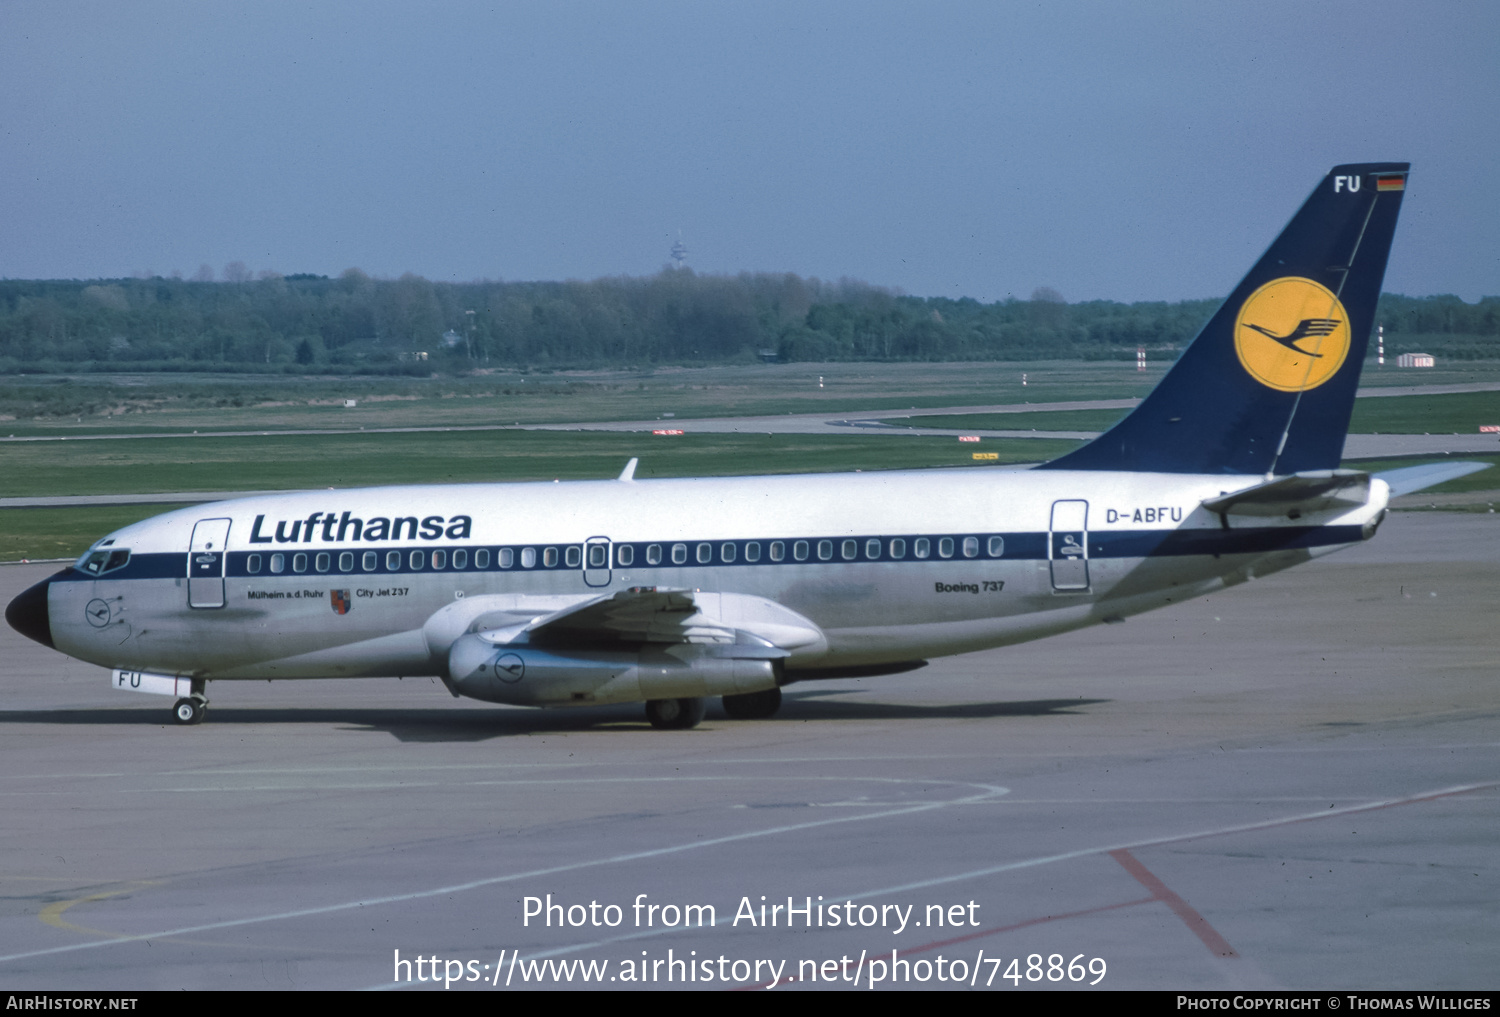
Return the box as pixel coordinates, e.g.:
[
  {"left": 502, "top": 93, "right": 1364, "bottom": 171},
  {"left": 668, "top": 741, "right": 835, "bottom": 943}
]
[
  {"left": 1373, "top": 461, "right": 1491, "bottom": 497},
  {"left": 1202, "top": 469, "right": 1370, "bottom": 517}
]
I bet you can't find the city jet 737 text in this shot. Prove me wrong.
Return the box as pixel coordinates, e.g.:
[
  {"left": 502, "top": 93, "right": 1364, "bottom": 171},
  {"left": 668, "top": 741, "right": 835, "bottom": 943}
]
[{"left": 7, "top": 162, "right": 1485, "bottom": 728}]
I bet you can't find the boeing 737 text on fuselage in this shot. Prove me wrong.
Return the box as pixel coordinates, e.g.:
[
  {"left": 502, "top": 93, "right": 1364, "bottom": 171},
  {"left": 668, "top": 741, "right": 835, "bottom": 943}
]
[{"left": 8, "top": 163, "right": 1483, "bottom": 728}]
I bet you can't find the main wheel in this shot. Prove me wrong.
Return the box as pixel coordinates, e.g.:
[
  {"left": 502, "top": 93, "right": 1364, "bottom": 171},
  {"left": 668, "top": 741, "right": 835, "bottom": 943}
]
[
  {"left": 173, "top": 698, "right": 205, "bottom": 725},
  {"left": 721, "top": 687, "right": 782, "bottom": 720},
  {"left": 644, "top": 697, "right": 706, "bottom": 730}
]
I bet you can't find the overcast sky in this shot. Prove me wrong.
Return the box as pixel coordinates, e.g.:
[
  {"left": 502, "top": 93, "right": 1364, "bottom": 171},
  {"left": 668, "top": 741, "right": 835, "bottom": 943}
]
[{"left": 3, "top": 1, "right": 1497, "bottom": 302}]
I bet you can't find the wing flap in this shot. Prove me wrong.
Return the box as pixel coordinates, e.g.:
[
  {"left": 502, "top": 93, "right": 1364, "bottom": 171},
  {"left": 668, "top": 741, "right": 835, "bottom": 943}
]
[
  {"left": 528, "top": 587, "right": 737, "bottom": 646},
  {"left": 426, "top": 587, "right": 828, "bottom": 659}
]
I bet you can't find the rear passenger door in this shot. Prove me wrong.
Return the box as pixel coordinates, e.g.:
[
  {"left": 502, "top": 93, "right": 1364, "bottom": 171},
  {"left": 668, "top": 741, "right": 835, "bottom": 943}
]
[{"left": 1048, "top": 500, "right": 1090, "bottom": 592}]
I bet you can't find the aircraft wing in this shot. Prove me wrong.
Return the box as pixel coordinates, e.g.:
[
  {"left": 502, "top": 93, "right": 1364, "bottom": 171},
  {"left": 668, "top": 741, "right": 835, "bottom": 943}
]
[
  {"left": 426, "top": 587, "right": 828, "bottom": 660},
  {"left": 528, "top": 587, "right": 740, "bottom": 647},
  {"left": 1371, "top": 461, "right": 1491, "bottom": 496},
  {"left": 525, "top": 587, "right": 826, "bottom": 656}
]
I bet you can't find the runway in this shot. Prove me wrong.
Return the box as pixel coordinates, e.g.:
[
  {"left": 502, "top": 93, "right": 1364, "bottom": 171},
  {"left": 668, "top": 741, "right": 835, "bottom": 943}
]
[{"left": 0, "top": 510, "right": 1495, "bottom": 990}]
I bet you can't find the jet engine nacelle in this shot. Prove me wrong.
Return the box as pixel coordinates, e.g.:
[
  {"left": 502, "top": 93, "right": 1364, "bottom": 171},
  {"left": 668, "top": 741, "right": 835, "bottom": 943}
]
[{"left": 446, "top": 635, "right": 778, "bottom": 707}]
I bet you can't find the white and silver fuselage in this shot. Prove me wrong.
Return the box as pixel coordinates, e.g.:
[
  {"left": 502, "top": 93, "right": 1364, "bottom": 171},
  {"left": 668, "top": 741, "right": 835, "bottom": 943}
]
[{"left": 39, "top": 466, "right": 1388, "bottom": 687}]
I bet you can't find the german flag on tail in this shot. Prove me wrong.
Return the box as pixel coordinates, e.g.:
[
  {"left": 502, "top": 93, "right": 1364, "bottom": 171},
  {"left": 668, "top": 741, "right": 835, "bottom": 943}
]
[{"left": 1376, "top": 174, "right": 1406, "bottom": 191}]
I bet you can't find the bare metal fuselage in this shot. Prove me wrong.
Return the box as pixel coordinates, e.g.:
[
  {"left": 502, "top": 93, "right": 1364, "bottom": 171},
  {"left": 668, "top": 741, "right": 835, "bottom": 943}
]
[{"left": 44, "top": 467, "right": 1388, "bottom": 692}]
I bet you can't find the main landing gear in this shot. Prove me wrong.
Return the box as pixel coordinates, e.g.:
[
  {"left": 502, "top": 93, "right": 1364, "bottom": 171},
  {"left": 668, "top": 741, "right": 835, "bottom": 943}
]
[
  {"left": 644, "top": 697, "right": 707, "bottom": 730},
  {"left": 721, "top": 686, "right": 782, "bottom": 720},
  {"left": 643, "top": 687, "right": 785, "bottom": 729}
]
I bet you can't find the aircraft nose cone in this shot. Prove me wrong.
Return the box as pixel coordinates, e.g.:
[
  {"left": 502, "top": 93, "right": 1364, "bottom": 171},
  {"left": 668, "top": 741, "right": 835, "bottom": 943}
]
[{"left": 6, "top": 575, "right": 55, "bottom": 648}]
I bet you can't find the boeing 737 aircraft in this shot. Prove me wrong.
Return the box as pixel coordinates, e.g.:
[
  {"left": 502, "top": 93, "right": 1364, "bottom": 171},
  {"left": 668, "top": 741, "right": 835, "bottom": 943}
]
[{"left": 6, "top": 162, "right": 1485, "bottom": 728}]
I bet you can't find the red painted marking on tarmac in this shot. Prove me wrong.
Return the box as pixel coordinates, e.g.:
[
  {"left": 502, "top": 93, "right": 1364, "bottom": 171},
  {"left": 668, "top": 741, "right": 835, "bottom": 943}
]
[
  {"left": 741, "top": 894, "right": 1156, "bottom": 989},
  {"left": 1110, "top": 848, "right": 1238, "bottom": 958}
]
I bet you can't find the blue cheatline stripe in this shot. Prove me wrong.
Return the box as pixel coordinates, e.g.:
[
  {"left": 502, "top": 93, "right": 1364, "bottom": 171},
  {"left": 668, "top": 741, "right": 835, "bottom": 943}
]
[{"left": 52, "top": 525, "right": 1365, "bottom": 585}]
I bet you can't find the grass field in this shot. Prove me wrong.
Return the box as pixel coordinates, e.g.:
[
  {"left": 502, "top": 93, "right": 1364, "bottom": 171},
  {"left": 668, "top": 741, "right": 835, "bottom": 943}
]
[
  {"left": 3, "top": 360, "right": 1496, "bottom": 437},
  {"left": 0, "top": 429, "right": 1077, "bottom": 497},
  {"left": 0, "top": 504, "right": 197, "bottom": 561},
  {"left": 0, "top": 430, "right": 1080, "bottom": 559},
  {"left": 2, "top": 359, "right": 1495, "bottom": 560},
  {"left": 898, "top": 390, "right": 1500, "bottom": 436},
  {"left": 0, "top": 361, "right": 1175, "bottom": 437}
]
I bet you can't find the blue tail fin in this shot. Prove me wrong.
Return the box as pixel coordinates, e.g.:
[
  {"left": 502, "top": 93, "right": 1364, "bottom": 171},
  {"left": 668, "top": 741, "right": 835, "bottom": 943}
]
[{"left": 1040, "top": 163, "right": 1409, "bottom": 475}]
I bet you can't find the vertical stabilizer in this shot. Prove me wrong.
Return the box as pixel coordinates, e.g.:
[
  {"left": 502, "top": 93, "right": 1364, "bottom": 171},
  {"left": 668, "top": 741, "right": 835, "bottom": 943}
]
[{"left": 1040, "top": 163, "right": 1408, "bottom": 475}]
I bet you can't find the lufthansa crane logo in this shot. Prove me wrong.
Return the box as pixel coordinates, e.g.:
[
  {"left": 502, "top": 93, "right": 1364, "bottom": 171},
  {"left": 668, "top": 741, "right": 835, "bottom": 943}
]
[
  {"left": 495, "top": 653, "right": 525, "bottom": 683},
  {"left": 1234, "top": 277, "right": 1351, "bottom": 392}
]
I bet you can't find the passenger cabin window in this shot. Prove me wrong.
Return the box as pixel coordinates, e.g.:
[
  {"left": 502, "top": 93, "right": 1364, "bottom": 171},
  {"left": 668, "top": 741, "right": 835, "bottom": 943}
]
[
  {"left": 744, "top": 542, "right": 760, "bottom": 563},
  {"left": 793, "top": 541, "right": 809, "bottom": 561},
  {"left": 247, "top": 554, "right": 262, "bottom": 574},
  {"left": 671, "top": 544, "right": 687, "bottom": 565},
  {"left": 543, "top": 547, "right": 559, "bottom": 568},
  {"left": 987, "top": 536, "right": 1005, "bottom": 557},
  {"left": 588, "top": 545, "right": 608, "bottom": 568},
  {"left": 292, "top": 553, "right": 308, "bottom": 573},
  {"left": 938, "top": 537, "right": 954, "bottom": 559},
  {"left": 769, "top": 541, "right": 785, "bottom": 562},
  {"left": 409, "top": 550, "right": 425, "bottom": 570},
  {"left": 386, "top": 551, "right": 401, "bottom": 571},
  {"left": 363, "top": 551, "right": 377, "bottom": 571},
  {"left": 616, "top": 545, "right": 634, "bottom": 566},
  {"left": 841, "top": 539, "right": 857, "bottom": 560},
  {"left": 565, "top": 546, "right": 581, "bottom": 568},
  {"left": 431, "top": 550, "right": 447, "bottom": 570},
  {"left": 646, "top": 544, "right": 662, "bottom": 565},
  {"left": 696, "top": 543, "right": 712, "bottom": 564},
  {"left": 315, "top": 552, "right": 330, "bottom": 573},
  {"left": 521, "top": 548, "right": 537, "bottom": 568},
  {"left": 817, "top": 540, "right": 833, "bottom": 561},
  {"left": 890, "top": 538, "right": 906, "bottom": 558},
  {"left": 962, "top": 536, "right": 979, "bottom": 558},
  {"left": 721, "top": 542, "right": 736, "bottom": 563},
  {"left": 271, "top": 553, "right": 286, "bottom": 574},
  {"left": 339, "top": 552, "right": 354, "bottom": 573},
  {"left": 865, "top": 538, "right": 881, "bottom": 559},
  {"left": 78, "top": 548, "right": 131, "bottom": 576},
  {"left": 913, "top": 538, "right": 930, "bottom": 559},
  {"left": 453, "top": 549, "right": 468, "bottom": 569}
]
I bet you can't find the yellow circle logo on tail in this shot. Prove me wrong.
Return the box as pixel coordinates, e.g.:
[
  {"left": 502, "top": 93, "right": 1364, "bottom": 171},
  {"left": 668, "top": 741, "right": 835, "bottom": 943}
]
[{"left": 1234, "top": 277, "right": 1351, "bottom": 392}]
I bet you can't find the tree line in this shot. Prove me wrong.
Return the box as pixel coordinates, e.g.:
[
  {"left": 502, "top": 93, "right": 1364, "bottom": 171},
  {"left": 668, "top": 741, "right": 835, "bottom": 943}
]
[{"left": 0, "top": 268, "right": 1494, "bottom": 373}]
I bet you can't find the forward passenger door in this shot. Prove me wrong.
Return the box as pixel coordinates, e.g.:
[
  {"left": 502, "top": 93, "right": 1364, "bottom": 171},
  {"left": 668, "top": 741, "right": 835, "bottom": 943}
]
[{"left": 188, "top": 518, "right": 232, "bottom": 609}]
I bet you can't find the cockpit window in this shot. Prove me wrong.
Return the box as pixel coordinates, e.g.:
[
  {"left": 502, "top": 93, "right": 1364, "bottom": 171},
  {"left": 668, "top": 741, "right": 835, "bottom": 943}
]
[{"left": 77, "top": 548, "right": 131, "bottom": 576}]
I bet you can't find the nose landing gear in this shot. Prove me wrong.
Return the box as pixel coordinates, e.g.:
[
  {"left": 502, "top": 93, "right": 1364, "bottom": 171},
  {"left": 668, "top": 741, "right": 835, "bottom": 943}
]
[
  {"left": 173, "top": 698, "right": 206, "bottom": 724},
  {"left": 173, "top": 679, "right": 209, "bottom": 725}
]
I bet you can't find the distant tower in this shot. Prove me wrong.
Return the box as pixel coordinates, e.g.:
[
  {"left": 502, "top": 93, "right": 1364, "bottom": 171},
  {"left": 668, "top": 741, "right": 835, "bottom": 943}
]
[
  {"left": 670, "top": 232, "right": 687, "bottom": 268},
  {"left": 1377, "top": 324, "right": 1385, "bottom": 367}
]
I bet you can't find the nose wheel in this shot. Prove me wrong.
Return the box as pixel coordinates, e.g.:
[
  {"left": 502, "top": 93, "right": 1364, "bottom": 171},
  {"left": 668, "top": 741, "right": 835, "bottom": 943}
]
[{"left": 173, "top": 697, "right": 207, "bottom": 725}]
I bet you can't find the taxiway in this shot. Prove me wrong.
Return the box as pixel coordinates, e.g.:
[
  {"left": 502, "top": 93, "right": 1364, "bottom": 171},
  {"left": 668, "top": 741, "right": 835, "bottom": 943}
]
[{"left": 0, "top": 510, "right": 1495, "bottom": 990}]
